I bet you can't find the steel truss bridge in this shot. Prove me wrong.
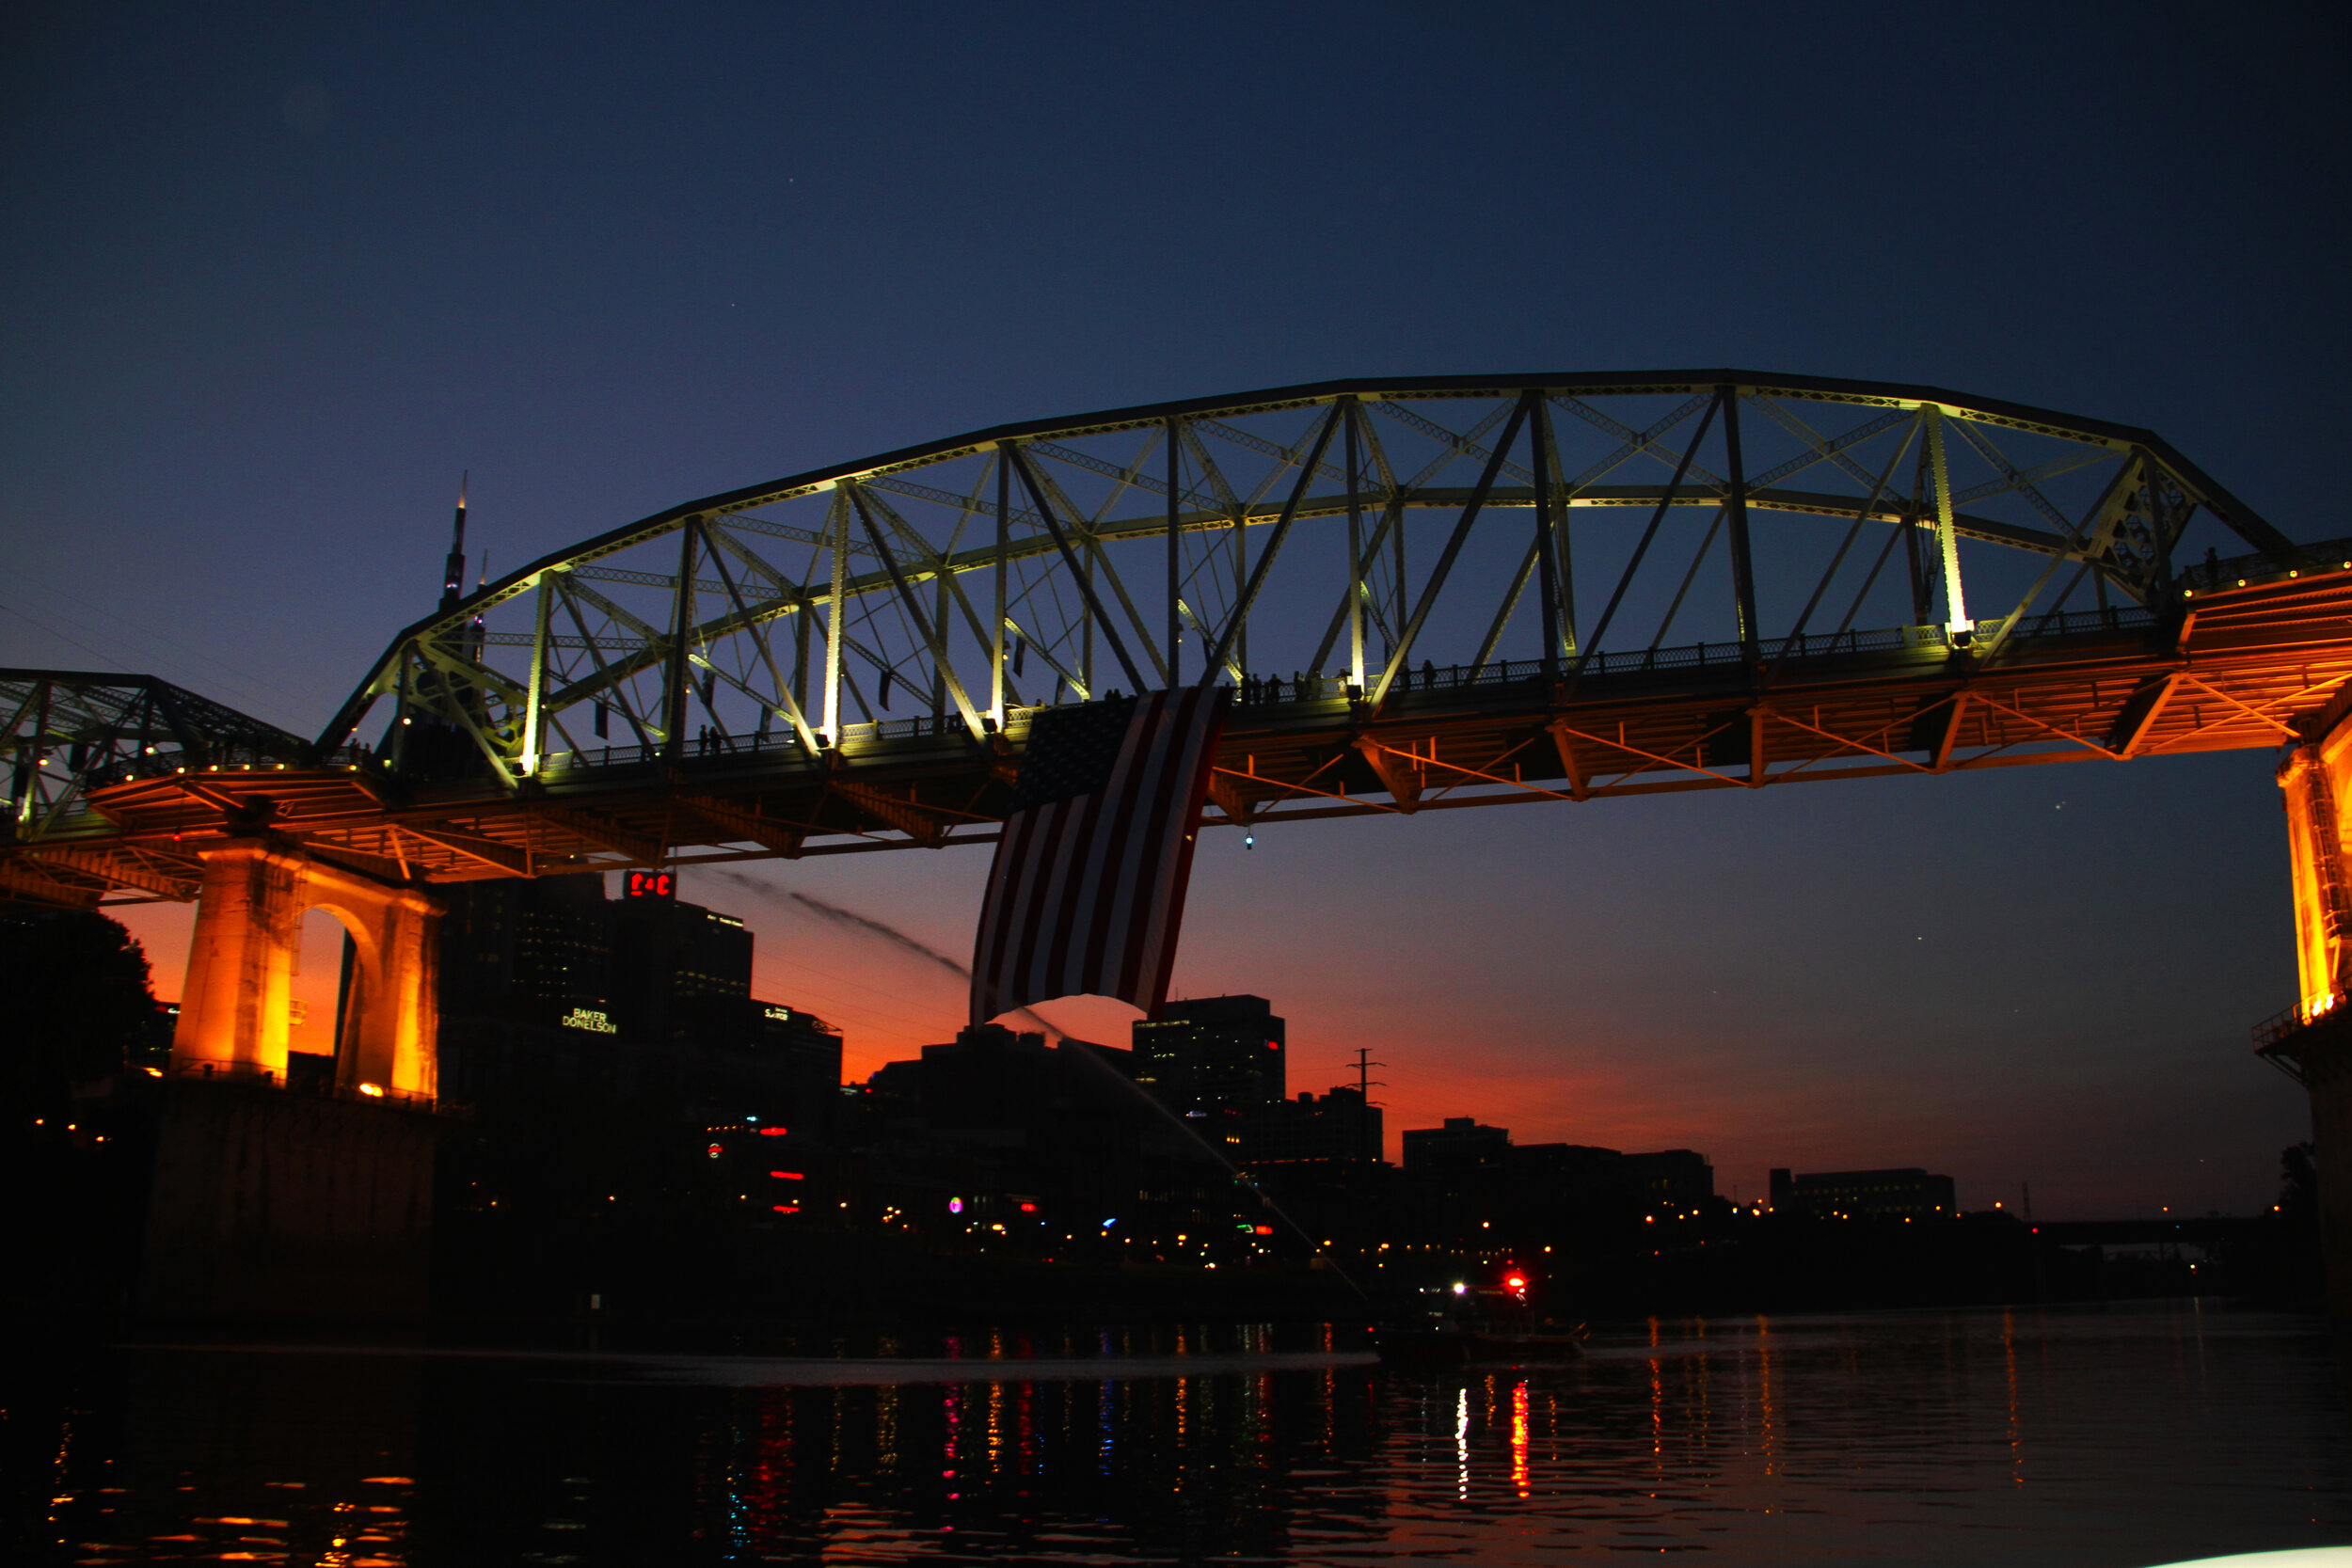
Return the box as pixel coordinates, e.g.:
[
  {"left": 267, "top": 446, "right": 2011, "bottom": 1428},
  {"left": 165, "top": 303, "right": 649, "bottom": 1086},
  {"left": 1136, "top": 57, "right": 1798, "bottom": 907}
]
[{"left": 7, "top": 370, "right": 2350, "bottom": 908}]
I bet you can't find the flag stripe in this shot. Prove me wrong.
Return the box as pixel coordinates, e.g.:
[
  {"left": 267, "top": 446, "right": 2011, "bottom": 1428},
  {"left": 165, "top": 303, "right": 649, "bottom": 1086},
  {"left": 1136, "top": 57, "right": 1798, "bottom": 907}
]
[
  {"left": 980, "top": 798, "right": 1041, "bottom": 985},
  {"left": 1051, "top": 699, "right": 1157, "bottom": 999},
  {"left": 1131, "top": 694, "right": 1218, "bottom": 1006},
  {"left": 1010, "top": 796, "right": 1079, "bottom": 1006},
  {"left": 972, "top": 800, "right": 1032, "bottom": 987},
  {"left": 1035, "top": 788, "right": 1103, "bottom": 1003},
  {"left": 1110, "top": 692, "right": 1197, "bottom": 998},
  {"left": 1077, "top": 698, "right": 1169, "bottom": 989},
  {"left": 970, "top": 688, "right": 1229, "bottom": 1024},
  {"left": 985, "top": 796, "right": 1059, "bottom": 1018}
]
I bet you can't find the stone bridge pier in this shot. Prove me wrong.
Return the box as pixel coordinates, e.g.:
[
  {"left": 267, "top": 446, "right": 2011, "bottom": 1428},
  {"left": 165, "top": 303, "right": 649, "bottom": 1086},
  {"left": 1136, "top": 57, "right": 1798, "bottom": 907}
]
[
  {"left": 142, "top": 838, "right": 443, "bottom": 1322},
  {"left": 2276, "top": 719, "right": 2352, "bottom": 1312},
  {"left": 171, "top": 838, "right": 441, "bottom": 1096}
]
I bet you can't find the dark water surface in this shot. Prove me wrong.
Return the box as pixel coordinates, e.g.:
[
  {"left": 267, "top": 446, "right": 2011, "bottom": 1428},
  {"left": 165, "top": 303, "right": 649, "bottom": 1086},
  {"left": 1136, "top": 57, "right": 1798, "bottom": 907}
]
[{"left": 13, "top": 1302, "right": 2351, "bottom": 1566}]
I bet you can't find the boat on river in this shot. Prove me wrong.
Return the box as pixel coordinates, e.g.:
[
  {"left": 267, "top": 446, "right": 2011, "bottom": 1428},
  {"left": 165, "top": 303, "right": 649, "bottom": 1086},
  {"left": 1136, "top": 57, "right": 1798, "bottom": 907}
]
[{"left": 1375, "top": 1271, "right": 1585, "bottom": 1368}]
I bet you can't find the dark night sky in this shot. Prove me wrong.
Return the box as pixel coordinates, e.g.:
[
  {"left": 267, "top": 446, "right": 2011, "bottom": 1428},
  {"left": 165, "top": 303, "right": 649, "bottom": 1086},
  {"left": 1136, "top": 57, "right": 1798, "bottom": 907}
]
[{"left": 5, "top": 3, "right": 2347, "bottom": 1214}]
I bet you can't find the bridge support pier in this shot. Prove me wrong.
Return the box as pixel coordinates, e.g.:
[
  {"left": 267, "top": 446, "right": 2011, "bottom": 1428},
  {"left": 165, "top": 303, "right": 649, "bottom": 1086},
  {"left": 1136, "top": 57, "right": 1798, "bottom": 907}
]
[
  {"left": 2278, "top": 735, "right": 2352, "bottom": 1312},
  {"left": 171, "top": 837, "right": 440, "bottom": 1099},
  {"left": 142, "top": 839, "right": 444, "bottom": 1323}
]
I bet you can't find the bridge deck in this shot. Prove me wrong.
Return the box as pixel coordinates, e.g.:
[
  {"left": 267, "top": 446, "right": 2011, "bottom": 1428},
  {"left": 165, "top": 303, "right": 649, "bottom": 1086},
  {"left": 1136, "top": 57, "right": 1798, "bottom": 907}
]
[{"left": 7, "top": 562, "right": 2347, "bottom": 906}]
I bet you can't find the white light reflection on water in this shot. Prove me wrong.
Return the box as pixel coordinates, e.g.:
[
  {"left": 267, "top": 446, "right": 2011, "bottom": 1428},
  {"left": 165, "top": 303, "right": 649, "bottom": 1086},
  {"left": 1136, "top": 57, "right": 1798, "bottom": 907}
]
[
  {"left": 29, "top": 1304, "right": 2352, "bottom": 1565},
  {"left": 1455, "top": 1385, "right": 1470, "bottom": 1499}
]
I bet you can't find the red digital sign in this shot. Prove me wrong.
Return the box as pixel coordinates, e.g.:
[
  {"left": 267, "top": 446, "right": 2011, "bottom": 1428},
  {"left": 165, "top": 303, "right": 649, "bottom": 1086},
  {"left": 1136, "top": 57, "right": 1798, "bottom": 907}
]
[{"left": 626, "top": 870, "right": 675, "bottom": 900}]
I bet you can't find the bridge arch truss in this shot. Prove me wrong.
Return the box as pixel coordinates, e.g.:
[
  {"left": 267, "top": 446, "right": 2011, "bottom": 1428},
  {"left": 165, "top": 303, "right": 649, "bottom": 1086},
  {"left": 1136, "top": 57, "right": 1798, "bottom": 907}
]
[
  {"left": 10, "top": 371, "right": 2350, "bottom": 900},
  {"left": 322, "top": 370, "right": 2302, "bottom": 791}
]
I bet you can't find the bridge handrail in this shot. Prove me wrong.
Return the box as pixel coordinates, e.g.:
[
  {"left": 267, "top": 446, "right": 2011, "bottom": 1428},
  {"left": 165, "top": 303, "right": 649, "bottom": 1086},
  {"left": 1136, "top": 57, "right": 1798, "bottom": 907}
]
[
  {"left": 2182, "top": 537, "right": 2352, "bottom": 595},
  {"left": 85, "top": 742, "right": 382, "bottom": 791},
  {"left": 67, "top": 609, "right": 2179, "bottom": 793},
  {"left": 2251, "top": 1005, "right": 2305, "bottom": 1052},
  {"left": 1226, "top": 610, "right": 2162, "bottom": 708}
]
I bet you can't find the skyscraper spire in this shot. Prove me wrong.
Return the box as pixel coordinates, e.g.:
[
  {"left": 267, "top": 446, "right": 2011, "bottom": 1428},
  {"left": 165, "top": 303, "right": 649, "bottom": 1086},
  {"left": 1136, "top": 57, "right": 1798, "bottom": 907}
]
[{"left": 439, "top": 471, "right": 469, "bottom": 611}]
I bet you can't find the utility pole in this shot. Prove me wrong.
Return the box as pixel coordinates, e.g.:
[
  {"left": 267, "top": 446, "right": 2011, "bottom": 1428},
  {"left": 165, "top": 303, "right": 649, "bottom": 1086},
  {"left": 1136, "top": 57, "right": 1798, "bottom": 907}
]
[{"left": 1348, "top": 1046, "right": 1386, "bottom": 1164}]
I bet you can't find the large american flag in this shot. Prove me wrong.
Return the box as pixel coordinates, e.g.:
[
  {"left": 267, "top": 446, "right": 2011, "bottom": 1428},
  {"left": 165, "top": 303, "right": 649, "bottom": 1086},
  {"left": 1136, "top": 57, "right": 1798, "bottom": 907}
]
[{"left": 970, "top": 687, "right": 1230, "bottom": 1025}]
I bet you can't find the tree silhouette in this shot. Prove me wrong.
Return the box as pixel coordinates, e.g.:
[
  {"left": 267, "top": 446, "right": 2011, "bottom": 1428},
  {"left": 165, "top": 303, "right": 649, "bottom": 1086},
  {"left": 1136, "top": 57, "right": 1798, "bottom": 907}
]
[{"left": 0, "top": 906, "right": 156, "bottom": 1123}]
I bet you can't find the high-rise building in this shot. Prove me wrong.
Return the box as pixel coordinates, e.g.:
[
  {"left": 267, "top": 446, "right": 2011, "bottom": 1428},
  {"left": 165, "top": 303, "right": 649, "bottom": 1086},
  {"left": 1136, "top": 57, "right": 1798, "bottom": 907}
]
[
  {"left": 1245, "top": 1085, "right": 1382, "bottom": 1164},
  {"left": 1132, "top": 995, "right": 1286, "bottom": 1123},
  {"left": 1399, "top": 1118, "right": 1718, "bottom": 1241},
  {"left": 433, "top": 872, "right": 840, "bottom": 1130},
  {"left": 1624, "top": 1149, "right": 1715, "bottom": 1215},
  {"left": 844, "top": 1022, "right": 1232, "bottom": 1242},
  {"left": 1401, "top": 1117, "right": 1512, "bottom": 1176},
  {"left": 607, "top": 873, "right": 754, "bottom": 1040},
  {"left": 437, "top": 874, "right": 612, "bottom": 1028}
]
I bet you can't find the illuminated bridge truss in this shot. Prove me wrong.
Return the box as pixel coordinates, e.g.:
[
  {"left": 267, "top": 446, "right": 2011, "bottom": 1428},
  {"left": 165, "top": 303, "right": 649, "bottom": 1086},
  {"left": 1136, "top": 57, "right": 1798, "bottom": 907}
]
[
  {"left": 1, "top": 669, "right": 307, "bottom": 903},
  {"left": 8, "top": 371, "right": 2352, "bottom": 901}
]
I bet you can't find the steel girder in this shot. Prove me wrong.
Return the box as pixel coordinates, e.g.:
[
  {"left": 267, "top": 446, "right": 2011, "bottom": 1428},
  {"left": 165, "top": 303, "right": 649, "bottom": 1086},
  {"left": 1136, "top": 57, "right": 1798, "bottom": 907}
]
[
  {"left": 0, "top": 669, "right": 309, "bottom": 904},
  {"left": 8, "top": 372, "right": 2335, "bottom": 899},
  {"left": 314, "top": 372, "right": 2294, "bottom": 793}
]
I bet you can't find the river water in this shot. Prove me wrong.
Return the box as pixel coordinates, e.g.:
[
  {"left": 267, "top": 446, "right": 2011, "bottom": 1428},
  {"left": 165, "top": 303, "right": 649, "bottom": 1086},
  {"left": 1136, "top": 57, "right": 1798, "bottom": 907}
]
[{"left": 15, "top": 1301, "right": 2351, "bottom": 1566}]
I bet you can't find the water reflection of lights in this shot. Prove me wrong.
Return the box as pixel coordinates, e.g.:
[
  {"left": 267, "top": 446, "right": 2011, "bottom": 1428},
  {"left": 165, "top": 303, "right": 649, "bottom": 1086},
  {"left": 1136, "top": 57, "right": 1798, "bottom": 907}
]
[
  {"left": 1455, "top": 1386, "right": 1470, "bottom": 1499},
  {"left": 2002, "top": 1308, "right": 2023, "bottom": 1488},
  {"left": 43, "top": 1312, "right": 2319, "bottom": 1562},
  {"left": 1511, "top": 1380, "right": 1531, "bottom": 1498},
  {"left": 942, "top": 1381, "right": 962, "bottom": 1499}
]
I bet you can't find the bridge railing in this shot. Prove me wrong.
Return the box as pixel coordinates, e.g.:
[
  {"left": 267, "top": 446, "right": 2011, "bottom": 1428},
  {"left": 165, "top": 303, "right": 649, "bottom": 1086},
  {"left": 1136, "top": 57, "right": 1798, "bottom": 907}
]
[
  {"left": 2008, "top": 606, "right": 2157, "bottom": 640},
  {"left": 1227, "top": 618, "right": 2172, "bottom": 709},
  {"left": 2249, "top": 998, "right": 2341, "bottom": 1086},
  {"left": 86, "top": 742, "right": 382, "bottom": 791},
  {"left": 491, "top": 595, "right": 2186, "bottom": 774},
  {"left": 530, "top": 612, "right": 2180, "bottom": 749},
  {"left": 2252, "top": 1004, "right": 2306, "bottom": 1053},
  {"left": 2180, "top": 537, "right": 2352, "bottom": 594},
  {"left": 538, "top": 710, "right": 999, "bottom": 775},
  {"left": 1231, "top": 638, "right": 1875, "bottom": 708}
]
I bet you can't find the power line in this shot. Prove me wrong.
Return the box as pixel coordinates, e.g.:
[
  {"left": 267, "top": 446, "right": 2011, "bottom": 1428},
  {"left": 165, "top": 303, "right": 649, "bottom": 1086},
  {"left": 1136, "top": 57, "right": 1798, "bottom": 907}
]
[
  {"left": 0, "top": 570, "right": 320, "bottom": 719},
  {"left": 0, "top": 598, "right": 131, "bottom": 673}
]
